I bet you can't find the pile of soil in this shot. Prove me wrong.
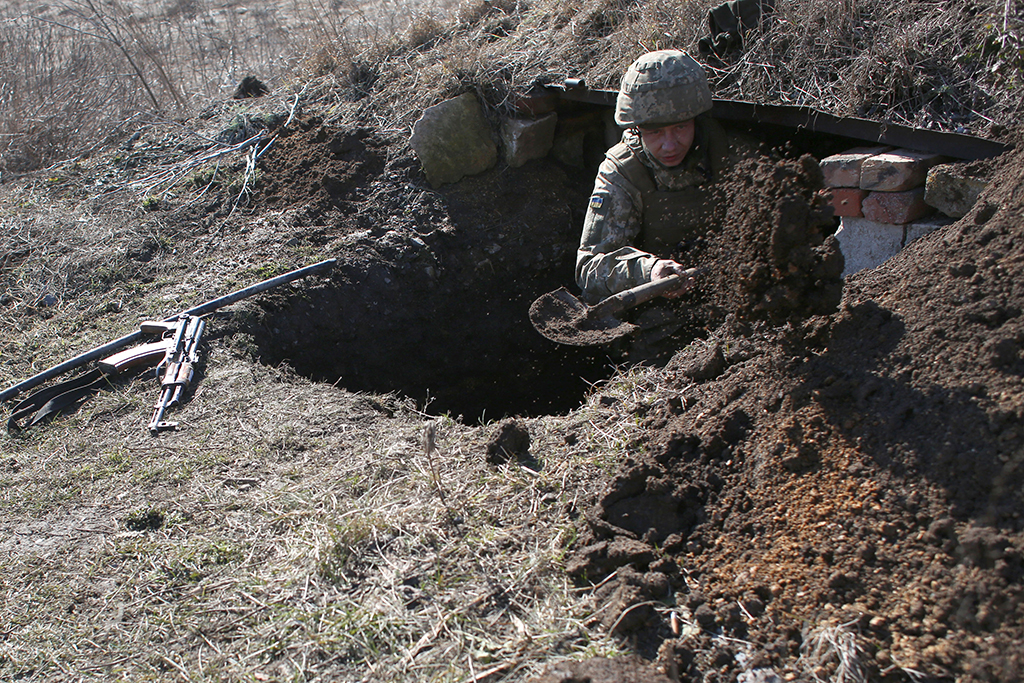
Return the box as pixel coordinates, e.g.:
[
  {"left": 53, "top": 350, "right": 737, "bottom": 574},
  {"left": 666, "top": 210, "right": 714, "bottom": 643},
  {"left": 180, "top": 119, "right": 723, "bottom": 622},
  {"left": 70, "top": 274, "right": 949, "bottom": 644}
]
[
  {"left": 255, "top": 118, "right": 389, "bottom": 225},
  {"left": 562, "top": 147, "right": 1024, "bottom": 681}
]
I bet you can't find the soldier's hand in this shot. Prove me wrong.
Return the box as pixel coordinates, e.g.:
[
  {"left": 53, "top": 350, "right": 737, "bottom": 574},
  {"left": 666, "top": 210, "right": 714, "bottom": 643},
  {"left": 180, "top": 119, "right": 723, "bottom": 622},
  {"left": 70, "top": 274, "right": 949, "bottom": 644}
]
[{"left": 651, "top": 259, "right": 695, "bottom": 299}]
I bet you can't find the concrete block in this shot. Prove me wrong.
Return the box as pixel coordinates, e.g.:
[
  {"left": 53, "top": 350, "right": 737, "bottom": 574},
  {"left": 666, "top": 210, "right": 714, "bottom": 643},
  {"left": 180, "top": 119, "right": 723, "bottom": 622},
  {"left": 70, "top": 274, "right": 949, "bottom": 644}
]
[
  {"left": 835, "top": 217, "right": 905, "bottom": 277},
  {"left": 410, "top": 93, "right": 497, "bottom": 187},
  {"left": 925, "top": 163, "right": 989, "bottom": 218},
  {"left": 862, "top": 187, "right": 933, "bottom": 224},
  {"left": 819, "top": 146, "right": 893, "bottom": 188},
  {"left": 501, "top": 113, "right": 558, "bottom": 168},
  {"left": 825, "top": 187, "right": 867, "bottom": 217},
  {"left": 906, "top": 216, "right": 954, "bottom": 244},
  {"left": 860, "top": 149, "right": 947, "bottom": 191}
]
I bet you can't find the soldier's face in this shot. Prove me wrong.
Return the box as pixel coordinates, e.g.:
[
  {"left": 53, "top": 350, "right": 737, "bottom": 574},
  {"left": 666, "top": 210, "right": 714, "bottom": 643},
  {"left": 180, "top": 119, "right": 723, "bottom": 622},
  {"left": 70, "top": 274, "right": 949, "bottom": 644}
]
[{"left": 638, "top": 119, "right": 696, "bottom": 168}]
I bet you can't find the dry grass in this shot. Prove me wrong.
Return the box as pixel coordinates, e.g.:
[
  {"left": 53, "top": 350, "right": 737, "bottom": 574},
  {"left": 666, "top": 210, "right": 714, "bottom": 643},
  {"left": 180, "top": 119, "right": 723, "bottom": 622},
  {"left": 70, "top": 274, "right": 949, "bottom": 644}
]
[
  {"left": 0, "top": 0, "right": 449, "bottom": 175},
  {"left": 708, "top": 0, "right": 1023, "bottom": 134},
  {"left": 0, "top": 143, "right": 650, "bottom": 678},
  {"left": 0, "top": 168, "right": 665, "bottom": 678},
  {"left": 2, "top": 0, "right": 1023, "bottom": 680},
  {"left": 0, "top": 344, "right": 640, "bottom": 681},
  {"left": 799, "top": 619, "right": 868, "bottom": 683},
  {"left": 3, "top": 0, "right": 1018, "bottom": 177}
]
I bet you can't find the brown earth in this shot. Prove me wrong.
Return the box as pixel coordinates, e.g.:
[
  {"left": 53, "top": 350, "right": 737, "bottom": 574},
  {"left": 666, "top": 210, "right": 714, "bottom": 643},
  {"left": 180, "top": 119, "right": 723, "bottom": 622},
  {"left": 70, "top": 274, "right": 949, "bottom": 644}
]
[{"left": 560, "top": 146, "right": 1024, "bottom": 682}]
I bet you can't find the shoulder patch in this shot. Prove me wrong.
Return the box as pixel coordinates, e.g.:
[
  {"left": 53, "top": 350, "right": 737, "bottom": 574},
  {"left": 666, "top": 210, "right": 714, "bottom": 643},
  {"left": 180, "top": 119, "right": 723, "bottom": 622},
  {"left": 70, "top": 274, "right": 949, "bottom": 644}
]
[{"left": 589, "top": 195, "right": 605, "bottom": 210}]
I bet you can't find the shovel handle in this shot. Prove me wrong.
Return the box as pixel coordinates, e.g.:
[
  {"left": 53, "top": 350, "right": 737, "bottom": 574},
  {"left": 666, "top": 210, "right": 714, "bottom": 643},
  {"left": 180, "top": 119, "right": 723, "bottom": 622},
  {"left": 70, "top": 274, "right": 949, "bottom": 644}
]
[{"left": 589, "top": 267, "right": 704, "bottom": 318}]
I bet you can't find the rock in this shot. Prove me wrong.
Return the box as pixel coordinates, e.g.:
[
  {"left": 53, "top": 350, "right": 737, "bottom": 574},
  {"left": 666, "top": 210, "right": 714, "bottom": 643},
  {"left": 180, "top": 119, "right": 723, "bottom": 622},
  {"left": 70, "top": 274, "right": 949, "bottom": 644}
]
[
  {"left": 834, "top": 217, "right": 905, "bottom": 276},
  {"left": 501, "top": 113, "right": 557, "bottom": 168},
  {"left": 410, "top": 93, "right": 497, "bottom": 187},
  {"left": 551, "top": 130, "right": 585, "bottom": 167},
  {"left": 232, "top": 75, "right": 269, "bottom": 99},
  {"left": 925, "top": 163, "right": 989, "bottom": 218}
]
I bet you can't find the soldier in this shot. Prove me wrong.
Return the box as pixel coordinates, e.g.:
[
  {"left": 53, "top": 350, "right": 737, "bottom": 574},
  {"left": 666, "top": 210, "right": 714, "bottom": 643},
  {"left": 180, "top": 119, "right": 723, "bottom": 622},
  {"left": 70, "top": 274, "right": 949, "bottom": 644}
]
[{"left": 576, "top": 50, "right": 756, "bottom": 305}]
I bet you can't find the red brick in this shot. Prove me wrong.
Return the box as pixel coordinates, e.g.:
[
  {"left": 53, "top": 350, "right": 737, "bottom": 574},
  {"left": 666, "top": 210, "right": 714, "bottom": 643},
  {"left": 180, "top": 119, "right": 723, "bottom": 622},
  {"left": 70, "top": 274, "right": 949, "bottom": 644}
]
[
  {"left": 819, "top": 146, "right": 893, "bottom": 188},
  {"left": 824, "top": 187, "right": 867, "bottom": 217},
  {"left": 860, "top": 149, "right": 947, "bottom": 191},
  {"left": 862, "top": 187, "right": 934, "bottom": 224}
]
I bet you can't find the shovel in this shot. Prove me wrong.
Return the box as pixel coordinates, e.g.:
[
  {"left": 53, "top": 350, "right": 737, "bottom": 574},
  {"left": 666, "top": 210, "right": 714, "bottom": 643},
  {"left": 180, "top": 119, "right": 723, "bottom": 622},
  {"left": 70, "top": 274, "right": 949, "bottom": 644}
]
[{"left": 529, "top": 267, "right": 702, "bottom": 346}]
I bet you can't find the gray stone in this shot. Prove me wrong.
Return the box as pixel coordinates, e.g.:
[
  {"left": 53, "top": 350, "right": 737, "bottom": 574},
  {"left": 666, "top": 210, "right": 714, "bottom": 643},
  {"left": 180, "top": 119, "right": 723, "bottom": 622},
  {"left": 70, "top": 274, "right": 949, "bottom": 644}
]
[
  {"left": 501, "top": 113, "right": 557, "bottom": 167},
  {"left": 906, "top": 215, "right": 954, "bottom": 245},
  {"left": 410, "top": 93, "right": 497, "bottom": 187},
  {"left": 925, "top": 163, "right": 989, "bottom": 218},
  {"left": 551, "top": 131, "right": 586, "bottom": 168},
  {"left": 835, "top": 217, "right": 905, "bottom": 277}
]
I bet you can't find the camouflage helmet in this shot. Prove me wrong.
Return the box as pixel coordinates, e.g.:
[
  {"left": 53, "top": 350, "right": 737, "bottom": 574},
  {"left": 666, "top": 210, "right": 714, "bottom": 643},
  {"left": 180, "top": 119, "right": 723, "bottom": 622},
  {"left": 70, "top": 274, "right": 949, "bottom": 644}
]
[{"left": 615, "top": 50, "right": 713, "bottom": 128}]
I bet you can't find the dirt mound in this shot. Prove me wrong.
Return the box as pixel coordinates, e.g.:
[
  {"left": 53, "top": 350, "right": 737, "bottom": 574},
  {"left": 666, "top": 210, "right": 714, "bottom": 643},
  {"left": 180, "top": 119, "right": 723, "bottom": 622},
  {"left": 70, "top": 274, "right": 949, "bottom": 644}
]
[
  {"left": 566, "top": 149, "right": 1024, "bottom": 681},
  {"left": 622, "top": 153, "right": 844, "bottom": 361},
  {"left": 530, "top": 655, "right": 674, "bottom": 682},
  {"left": 255, "top": 118, "right": 388, "bottom": 223}
]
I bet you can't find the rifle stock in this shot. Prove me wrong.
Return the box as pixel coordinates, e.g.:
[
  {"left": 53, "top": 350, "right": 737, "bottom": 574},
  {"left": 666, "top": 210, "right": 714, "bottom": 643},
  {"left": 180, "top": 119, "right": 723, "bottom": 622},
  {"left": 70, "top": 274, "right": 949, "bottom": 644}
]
[{"left": 97, "top": 340, "right": 174, "bottom": 375}]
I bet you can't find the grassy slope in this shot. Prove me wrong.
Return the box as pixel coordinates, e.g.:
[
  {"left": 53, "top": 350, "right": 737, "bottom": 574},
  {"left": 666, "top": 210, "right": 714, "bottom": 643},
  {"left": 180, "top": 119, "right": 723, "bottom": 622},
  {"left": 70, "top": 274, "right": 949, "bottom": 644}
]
[{"left": 1, "top": 0, "right": 1022, "bottom": 681}]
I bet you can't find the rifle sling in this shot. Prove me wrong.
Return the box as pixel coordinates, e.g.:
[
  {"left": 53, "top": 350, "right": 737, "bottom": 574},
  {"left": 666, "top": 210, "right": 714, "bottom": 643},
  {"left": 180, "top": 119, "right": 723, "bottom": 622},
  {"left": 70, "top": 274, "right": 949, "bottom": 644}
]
[{"left": 8, "top": 369, "right": 112, "bottom": 432}]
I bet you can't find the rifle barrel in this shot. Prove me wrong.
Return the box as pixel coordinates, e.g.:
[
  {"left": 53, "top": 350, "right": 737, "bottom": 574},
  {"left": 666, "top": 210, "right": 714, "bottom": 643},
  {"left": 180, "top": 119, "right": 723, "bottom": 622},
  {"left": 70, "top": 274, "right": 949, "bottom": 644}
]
[{"left": 0, "top": 258, "right": 336, "bottom": 403}]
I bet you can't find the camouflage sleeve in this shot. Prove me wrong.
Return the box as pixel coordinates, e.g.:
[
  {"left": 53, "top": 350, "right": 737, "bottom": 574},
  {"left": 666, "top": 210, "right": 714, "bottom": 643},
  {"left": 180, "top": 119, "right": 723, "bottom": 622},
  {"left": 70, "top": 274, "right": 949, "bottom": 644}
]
[{"left": 575, "top": 160, "right": 659, "bottom": 303}]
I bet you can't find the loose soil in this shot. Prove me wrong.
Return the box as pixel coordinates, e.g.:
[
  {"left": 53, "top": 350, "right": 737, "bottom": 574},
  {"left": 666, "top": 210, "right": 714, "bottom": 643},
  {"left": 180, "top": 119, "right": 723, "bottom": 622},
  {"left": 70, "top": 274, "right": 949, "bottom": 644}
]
[{"left": 561, "top": 146, "right": 1024, "bottom": 682}]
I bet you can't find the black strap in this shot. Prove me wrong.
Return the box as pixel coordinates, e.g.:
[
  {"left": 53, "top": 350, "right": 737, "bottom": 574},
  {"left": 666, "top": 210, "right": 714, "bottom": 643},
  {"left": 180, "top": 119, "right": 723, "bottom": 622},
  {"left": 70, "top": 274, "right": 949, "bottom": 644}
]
[{"left": 8, "top": 368, "right": 112, "bottom": 432}]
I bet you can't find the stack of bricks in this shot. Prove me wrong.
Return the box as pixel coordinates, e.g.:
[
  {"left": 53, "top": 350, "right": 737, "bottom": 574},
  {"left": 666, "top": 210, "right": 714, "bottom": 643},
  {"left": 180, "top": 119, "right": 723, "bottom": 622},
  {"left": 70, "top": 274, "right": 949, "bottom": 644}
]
[{"left": 821, "top": 147, "right": 952, "bottom": 276}]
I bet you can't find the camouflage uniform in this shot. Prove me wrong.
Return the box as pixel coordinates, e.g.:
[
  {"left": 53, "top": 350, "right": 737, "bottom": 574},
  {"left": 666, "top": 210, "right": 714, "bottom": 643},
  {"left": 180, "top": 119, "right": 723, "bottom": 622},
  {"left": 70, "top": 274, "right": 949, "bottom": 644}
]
[
  {"left": 575, "top": 49, "right": 754, "bottom": 303},
  {"left": 576, "top": 116, "right": 753, "bottom": 302}
]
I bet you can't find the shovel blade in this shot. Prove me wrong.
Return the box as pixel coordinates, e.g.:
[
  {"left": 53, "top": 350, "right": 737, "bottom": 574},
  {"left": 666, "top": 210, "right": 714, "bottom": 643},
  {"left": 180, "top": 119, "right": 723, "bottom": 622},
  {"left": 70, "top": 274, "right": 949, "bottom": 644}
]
[{"left": 529, "top": 287, "right": 638, "bottom": 346}]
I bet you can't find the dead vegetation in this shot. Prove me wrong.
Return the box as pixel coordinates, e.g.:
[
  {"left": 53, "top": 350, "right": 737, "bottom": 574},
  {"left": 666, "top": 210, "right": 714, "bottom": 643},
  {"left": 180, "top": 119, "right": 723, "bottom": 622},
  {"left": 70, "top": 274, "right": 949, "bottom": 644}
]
[
  {"left": 4, "top": 0, "right": 1020, "bottom": 177},
  {"left": 0, "top": 348, "right": 655, "bottom": 680},
  {"left": 2, "top": 0, "right": 1023, "bottom": 682}
]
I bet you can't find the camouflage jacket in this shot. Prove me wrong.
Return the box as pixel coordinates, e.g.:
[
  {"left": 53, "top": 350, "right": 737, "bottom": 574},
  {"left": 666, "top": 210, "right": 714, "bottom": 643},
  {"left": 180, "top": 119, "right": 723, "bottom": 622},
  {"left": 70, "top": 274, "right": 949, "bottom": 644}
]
[{"left": 575, "top": 116, "right": 753, "bottom": 302}]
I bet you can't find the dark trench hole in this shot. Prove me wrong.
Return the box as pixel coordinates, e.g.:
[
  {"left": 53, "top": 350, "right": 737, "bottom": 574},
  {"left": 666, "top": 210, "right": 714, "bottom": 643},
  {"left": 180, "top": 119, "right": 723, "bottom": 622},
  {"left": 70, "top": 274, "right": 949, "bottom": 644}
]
[
  {"left": 251, "top": 271, "right": 614, "bottom": 420},
  {"left": 250, "top": 155, "right": 616, "bottom": 420}
]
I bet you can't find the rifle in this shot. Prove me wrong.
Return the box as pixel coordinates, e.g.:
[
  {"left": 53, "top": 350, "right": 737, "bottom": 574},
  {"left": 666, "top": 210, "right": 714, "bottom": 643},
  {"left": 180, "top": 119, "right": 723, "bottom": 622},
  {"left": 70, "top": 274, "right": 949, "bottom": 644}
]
[
  {"left": 148, "top": 314, "right": 205, "bottom": 433},
  {"left": 1, "top": 258, "right": 336, "bottom": 430}
]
